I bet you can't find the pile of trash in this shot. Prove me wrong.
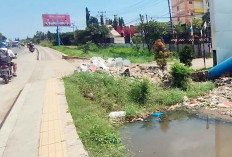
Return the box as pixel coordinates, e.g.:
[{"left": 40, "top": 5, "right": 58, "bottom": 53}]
[
  {"left": 76, "top": 57, "right": 170, "bottom": 84},
  {"left": 77, "top": 57, "right": 131, "bottom": 72},
  {"left": 168, "top": 77, "right": 232, "bottom": 117}
]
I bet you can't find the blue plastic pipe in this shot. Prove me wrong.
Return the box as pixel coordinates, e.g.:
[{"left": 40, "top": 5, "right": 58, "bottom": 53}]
[{"left": 208, "top": 57, "right": 232, "bottom": 79}]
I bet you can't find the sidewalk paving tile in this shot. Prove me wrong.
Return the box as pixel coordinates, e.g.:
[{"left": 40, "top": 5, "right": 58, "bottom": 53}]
[{"left": 38, "top": 79, "right": 68, "bottom": 157}]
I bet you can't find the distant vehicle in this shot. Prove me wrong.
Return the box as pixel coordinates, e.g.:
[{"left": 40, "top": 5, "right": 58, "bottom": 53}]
[
  {"left": 12, "top": 41, "right": 19, "bottom": 47},
  {"left": 0, "top": 42, "right": 8, "bottom": 48},
  {"left": 0, "top": 48, "right": 13, "bottom": 84}
]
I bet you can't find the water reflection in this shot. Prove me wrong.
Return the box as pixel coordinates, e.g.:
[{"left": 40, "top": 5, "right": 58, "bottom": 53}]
[
  {"left": 121, "top": 110, "right": 232, "bottom": 157},
  {"left": 141, "top": 116, "right": 156, "bottom": 131}
]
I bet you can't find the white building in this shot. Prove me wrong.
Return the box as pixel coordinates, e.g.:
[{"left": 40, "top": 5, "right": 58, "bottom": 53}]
[{"left": 210, "top": 0, "right": 232, "bottom": 64}]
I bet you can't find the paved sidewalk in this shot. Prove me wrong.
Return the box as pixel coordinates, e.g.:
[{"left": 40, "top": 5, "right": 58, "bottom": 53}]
[
  {"left": 39, "top": 79, "right": 68, "bottom": 157},
  {"left": 0, "top": 47, "right": 88, "bottom": 157},
  {"left": 39, "top": 79, "right": 88, "bottom": 157}
]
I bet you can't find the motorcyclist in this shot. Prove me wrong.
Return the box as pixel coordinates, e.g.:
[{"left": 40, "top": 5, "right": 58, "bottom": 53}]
[
  {"left": 28, "top": 41, "right": 33, "bottom": 47},
  {"left": 0, "top": 47, "right": 17, "bottom": 76}
]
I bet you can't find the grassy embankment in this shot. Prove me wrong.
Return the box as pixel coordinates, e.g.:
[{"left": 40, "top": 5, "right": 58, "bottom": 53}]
[
  {"left": 53, "top": 46, "right": 154, "bottom": 63},
  {"left": 64, "top": 72, "right": 215, "bottom": 157}
]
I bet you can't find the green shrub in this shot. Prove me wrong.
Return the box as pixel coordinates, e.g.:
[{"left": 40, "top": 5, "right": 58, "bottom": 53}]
[
  {"left": 80, "top": 41, "right": 98, "bottom": 53},
  {"left": 130, "top": 79, "right": 150, "bottom": 105},
  {"left": 89, "top": 42, "right": 99, "bottom": 52},
  {"left": 84, "top": 125, "right": 121, "bottom": 145},
  {"left": 179, "top": 45, "right": 195, "bottom": 66},
  {"left": 171, "top": 62, "right": 193, "bottom": 90},
  {"left": 154, "top": 39, "right": 172, "bottom": 70}
]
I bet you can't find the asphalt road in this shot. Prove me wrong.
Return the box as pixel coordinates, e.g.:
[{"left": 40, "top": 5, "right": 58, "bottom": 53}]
[
  {"left": 0, "top": 47, "right": 37, "bottom": 127},
  {"left": 0, "top": 46, "right": 75, "bottom": 127}
]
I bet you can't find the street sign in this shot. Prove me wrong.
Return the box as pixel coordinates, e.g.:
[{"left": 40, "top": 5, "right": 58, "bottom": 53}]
[{"left": 42, "top": 14, "right": 71, "bottom": 27}]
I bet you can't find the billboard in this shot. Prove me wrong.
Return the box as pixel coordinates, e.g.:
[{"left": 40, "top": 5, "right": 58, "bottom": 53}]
[{"left": 42, "top": 14, "right": 71, "bottom": 27}]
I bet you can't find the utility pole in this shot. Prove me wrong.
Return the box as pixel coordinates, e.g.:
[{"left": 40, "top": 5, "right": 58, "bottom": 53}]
[
  {"left": 98, "top": 11, "right": 106, "bottom": 25},
  {"left": 71, "top": 23, "right": 76, "bottom": 39},
  {"left": 56, "top": 26, "right": 60, "bottom": 46},
  {"left": 167, "top": 0, "right": 173, "bottom": 34}
]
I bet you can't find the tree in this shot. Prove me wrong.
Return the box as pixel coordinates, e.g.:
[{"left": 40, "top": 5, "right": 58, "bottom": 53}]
[
  {"left": 89, "top": 16, "right": 99, "bottom": 26},
  {"left": 33, "top": 31, "right": 46, "bottom": 43},
  {"left": 47, "top": 31, "right": 53, "bottom": 41},
  {"left": 174, "top": 23, "right": 184, "bottom": 37},
  {"left": 108, "top": 19, "right": 113, "bottom": 25},
  {"left": 138, "top": 21, "right": 168, "bottom": 51},
  {"left": 113, "top": 17, "right": 118, "bottom": 30},
  {"left": 74, "top": 25, "right": 109, "bottom": 45},
  {"left": 86, "top": 25, "right": 109, "bottom": 44},
  {"left": 119, "top": 17, "right": 124, "bottom": 28},
  {"left": 202, "top": 12, "right": 210, "bottom": 24},
  {"left": 74, "top": 30, "right": 92, "bottom": 45},
  {"left": 174, "top": 23, "right": 184, "bottom": 51},
  {"left": 121, "top": 17, "right": 124, "bottom": 27},
  {"left": 192, "top": 18, "right": 202, "bottom": 35},
  {"left": 179, "top": 45, "right": 195, "bottom": 66},
  {"left": 132, "top": 36, "right": 142, "bottom": 52},
  {"left": 60, "top": 32, "right": 74, "bottom": 45},
  {"left": 86, "top": 7, "right": 90, "bottom": 27},
  {"left": 0, "top": 33, "right": 6, "bottom": 41}
]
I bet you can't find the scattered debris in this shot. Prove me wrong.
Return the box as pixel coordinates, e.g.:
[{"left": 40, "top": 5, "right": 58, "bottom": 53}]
[
  {"left": 84, "top": 93, "right": 95, "bottom": 100},
  {"left": 167, "top": 77, "right": 232, "bottom": 119},
  {"left": 152, "top": 113, "right": 163, "bottom": 117},
  {"left": 109, "top": 111, "right": 126, "bottom": 119},
  {"left": 191, "top": 70, "right": 208, "bottom": 82},
  {"left": 76, "top": 57, "right": 170, "bottom": 84}
]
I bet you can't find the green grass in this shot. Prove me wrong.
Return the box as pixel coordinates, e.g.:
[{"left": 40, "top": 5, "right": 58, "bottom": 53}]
[
  {"left": 63, "top": 72, "right": 215, "bottom": 157},
  {"left": 187, "top": 82, "right": 215, "bottom": 98},
  {"left": 39, "top": 41, "right": 53, "bottom": 48},
  {"left": 53, "top": 46, "right": 154, "bottom": 63},
  {"left": 63, "top": 74, "right": 126, "bottom": 157}
]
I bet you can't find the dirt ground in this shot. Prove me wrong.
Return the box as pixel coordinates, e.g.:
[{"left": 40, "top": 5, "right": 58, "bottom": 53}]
[{"left": 135, "top": 58, "right": 213, "bottom": 70}]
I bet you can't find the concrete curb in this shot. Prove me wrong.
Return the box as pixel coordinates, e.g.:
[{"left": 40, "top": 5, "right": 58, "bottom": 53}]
[
  {"left": 62, "top": 55, "right": 90, "bottom": 60},
  {"left": 0, "top": 83, "right": 31, "bottom": 156},
  {"left": 58, "top": 80, "right": 89, "bottom": 157},
  {"left": 36, "top": 48, "right": 40, "bottom": 61}
]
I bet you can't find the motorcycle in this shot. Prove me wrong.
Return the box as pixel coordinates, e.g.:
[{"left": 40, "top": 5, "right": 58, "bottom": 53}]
[
  {"left": 29, "top": 44, "right": 35, "bottom": 53},
  {"left": 0, "top": 63, "right": 13, "bottom": 84}
]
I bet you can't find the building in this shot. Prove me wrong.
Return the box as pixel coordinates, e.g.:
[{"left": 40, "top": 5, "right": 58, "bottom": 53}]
[
  {"left": 172, "top": 0, "right": 209, "bottom": 25},
  {"left": 210, "top": 0, "right": 232, "bottom": 64}
]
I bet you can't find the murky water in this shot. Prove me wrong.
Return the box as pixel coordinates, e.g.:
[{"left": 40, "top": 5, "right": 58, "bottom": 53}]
[{"left": 120, "top": 110, "right": 232, "bottom": 157}]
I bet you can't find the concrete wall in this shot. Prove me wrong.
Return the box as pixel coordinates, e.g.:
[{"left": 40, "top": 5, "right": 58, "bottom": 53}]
[{"left": 210, "top": 0, "right": 232, "bottom": 64}]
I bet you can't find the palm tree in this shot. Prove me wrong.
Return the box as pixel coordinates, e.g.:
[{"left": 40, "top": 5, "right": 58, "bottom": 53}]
[{"left": 202, "top": 12, "right": 210, "bottom": 24}]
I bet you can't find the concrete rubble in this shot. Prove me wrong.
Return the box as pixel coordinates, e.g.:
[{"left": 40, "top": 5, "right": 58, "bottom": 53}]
[
  {"left": 76, "top": 57, "right": 170, "bottom": 84},
  {"left": 109, "top": 111, "right": 126, "bottom": 119}
]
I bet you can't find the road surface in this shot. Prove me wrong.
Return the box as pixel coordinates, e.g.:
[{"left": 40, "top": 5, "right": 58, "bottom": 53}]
[
  {"left": 0, "top": 46, "right": 82, "bottom": 157},
  {"left": 0, "top": 47, "right": 38, "bottom": 127},
  {"left": 0, "top": 46, "right": 75, "bottom": 127}
]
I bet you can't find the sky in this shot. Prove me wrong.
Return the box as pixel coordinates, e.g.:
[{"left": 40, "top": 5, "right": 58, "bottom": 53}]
[{"left": 0, "top": 0, "right": 169, "bottom": 40}]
